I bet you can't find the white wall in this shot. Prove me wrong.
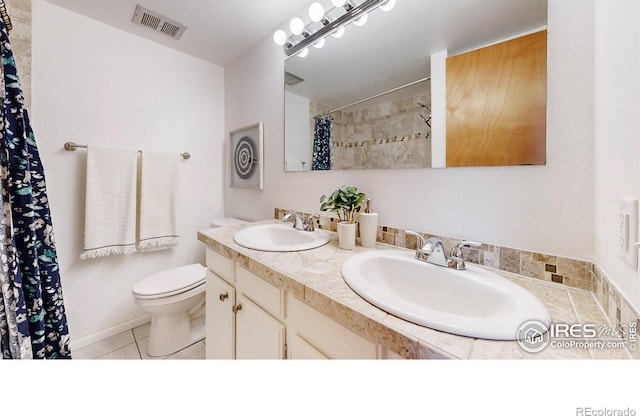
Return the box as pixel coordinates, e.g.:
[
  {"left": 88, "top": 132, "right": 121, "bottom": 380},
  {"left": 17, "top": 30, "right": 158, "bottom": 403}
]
[
  {"left": 225, "top": 0, "right": 595, "bottom": 261},
  {"left": 594, "top": 0, "right": 640, "bottom": 310},
  {"left": 31, "top": 0, "right": 225, "bottom": 345}
]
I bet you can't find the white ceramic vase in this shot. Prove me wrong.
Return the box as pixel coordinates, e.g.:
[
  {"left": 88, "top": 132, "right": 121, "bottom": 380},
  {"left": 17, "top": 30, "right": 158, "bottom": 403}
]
[
  {"left": 337, "top": 221, "right": 356, "bottom": 250},
  {"left": 358, "top": 212, "right": 378, "bottom": 248}
]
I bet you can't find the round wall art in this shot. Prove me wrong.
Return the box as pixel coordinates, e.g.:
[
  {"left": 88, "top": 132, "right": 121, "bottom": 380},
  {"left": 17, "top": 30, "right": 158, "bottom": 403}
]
[
  {"left": 229, "top": 122, "right": 264, "bottom": 189},
  {"left": 234, "top": 136, "right": 256, "bottom": 179}
]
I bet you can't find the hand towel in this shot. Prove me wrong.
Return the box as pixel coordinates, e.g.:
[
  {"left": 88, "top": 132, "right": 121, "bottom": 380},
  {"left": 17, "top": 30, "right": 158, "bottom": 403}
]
[
  {"left": 80, "top": 147, "right": 138, "bottom": 259},
  {"left": 137, "top": 151, "right": 180, "bottom": 252}
]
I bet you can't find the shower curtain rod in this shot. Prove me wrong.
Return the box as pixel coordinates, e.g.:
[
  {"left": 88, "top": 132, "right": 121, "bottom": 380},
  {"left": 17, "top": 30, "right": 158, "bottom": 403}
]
[
  {"left": 313, "top": 76, "right": 431, "bottom": 120},
  {"left": 0, "top": 0, "right": 12, "bottom": 31},
  {"left": 63, "top": 141, "right": 191, "bottom": 160}
]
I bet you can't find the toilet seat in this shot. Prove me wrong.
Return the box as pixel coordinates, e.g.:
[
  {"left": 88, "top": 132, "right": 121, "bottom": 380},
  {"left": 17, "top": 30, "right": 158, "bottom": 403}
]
[{"left": 132, "top": 263, "right": 206, "bottom": 300}]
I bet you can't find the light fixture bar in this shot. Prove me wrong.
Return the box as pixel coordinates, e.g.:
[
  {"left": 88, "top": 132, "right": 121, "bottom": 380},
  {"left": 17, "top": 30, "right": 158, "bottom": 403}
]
[{"left": 285, "top": 0, "right": 387, "bottom": 57}]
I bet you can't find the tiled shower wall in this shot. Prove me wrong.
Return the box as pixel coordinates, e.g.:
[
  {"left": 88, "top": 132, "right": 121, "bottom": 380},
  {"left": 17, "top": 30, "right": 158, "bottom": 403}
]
[
  {"left": 275, "top": 208, "right": 640, "bottom": 336},
  {"left": 6, "top": 0, "right": 31, "bottom": 112},
  {"left": 310, "top": 91, "right": 432, "bottom": 170}
]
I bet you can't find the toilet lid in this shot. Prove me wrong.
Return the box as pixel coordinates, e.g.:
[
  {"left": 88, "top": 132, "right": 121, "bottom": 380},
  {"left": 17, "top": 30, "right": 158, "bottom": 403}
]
[{"left": 132, "top": 264, "right": 206, "bottom": 298}]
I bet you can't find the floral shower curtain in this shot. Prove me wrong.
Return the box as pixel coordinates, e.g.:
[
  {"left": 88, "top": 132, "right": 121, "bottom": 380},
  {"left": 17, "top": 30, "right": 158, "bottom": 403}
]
[
  {"left": 311, "top": 115, "right": 333, "bottom": 171},
  {"left": 0, "top": 18, "right": 71, "bottom": 358}
]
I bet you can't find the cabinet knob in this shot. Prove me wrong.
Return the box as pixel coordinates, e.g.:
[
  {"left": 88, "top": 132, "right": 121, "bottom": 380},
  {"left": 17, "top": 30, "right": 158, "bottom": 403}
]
[
  {"left": 219, "top": 292, "right": 229, "bottom": 302},
  {"left": 232, "top": 304, "right": 242, "bottom": 314}
]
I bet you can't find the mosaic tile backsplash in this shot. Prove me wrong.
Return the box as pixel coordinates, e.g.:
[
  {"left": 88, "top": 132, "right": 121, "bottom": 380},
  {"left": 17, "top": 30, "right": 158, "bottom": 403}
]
[{"left": 275, "top": 207, "right": 640, "bottom": 338}]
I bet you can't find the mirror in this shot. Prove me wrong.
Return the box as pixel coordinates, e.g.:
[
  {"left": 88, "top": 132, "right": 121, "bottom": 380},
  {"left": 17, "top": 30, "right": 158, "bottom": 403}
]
[{"left": 283, "top": 0, "right": 547, "bottom": 171}]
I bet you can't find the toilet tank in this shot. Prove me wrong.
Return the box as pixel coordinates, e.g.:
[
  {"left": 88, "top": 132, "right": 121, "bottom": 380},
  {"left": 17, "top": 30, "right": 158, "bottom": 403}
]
[{"left": 210, "top": 217, "right": 249, "bottom": 228}]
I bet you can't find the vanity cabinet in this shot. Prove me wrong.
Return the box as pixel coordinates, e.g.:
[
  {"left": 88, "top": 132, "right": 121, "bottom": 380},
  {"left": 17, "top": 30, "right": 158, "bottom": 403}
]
[
  {"left": 286, "top": 293, "right": 377, "bottom": 359},
  {"left": 205, "top": 249, "right": 285, "bottom": 359},
  {"left": 287, "top": 334, "right": 329, "bottom": 359},
  {"left": 206, "top": 271, "right": 235, "bottom": 359},
  {"left": 235, "top": 294, "right": 285, "bottom": 359},
  {"left": 205, "top": 247, "right": 401, "bottom": 359}
]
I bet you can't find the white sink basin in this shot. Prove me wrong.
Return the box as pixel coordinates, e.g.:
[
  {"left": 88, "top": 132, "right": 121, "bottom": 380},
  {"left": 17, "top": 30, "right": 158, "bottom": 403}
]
[
  {"left": 341, "top": 250, "right": 551, "bottom": 340},
  {"left": 233, "top": 223, "right": 331, "bottom": 252}
]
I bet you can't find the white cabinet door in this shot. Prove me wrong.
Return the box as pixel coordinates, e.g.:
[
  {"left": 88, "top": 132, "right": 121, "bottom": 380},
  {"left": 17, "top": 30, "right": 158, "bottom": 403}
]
[
  {"left": 286, "top": 293, "right": 377, "bottom": 359},
  {"left": 235, "top": 294, "right": 285, "bottom": 359},
  {"left": 288, "top": 334, "right": 328, "bottom": 359},
  {"left": 206, "top": 271, "right": 236, "bottom": 359}
]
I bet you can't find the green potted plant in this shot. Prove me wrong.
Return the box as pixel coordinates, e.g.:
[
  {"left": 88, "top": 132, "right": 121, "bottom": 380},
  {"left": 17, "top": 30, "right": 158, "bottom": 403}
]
[{"left": 320, "top": 185, "right": 366, "bottom": 249}]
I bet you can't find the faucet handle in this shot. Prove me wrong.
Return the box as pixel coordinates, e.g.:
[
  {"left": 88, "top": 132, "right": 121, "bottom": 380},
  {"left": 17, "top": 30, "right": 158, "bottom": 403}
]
[
  {"left": 405, "top": 230, "right": 426, "bottom": 248},
  {"left": 302, "top": 213, "right": 317, "bottom": 231},
  {"left": 283, "top": 209, "right": 298, "bottom": 221},
  {"left": 450, "top": 240, "right": 482, "bottom": 258},
  {"left": 448, "top": 241, "right": 482, "bottom": 270}
]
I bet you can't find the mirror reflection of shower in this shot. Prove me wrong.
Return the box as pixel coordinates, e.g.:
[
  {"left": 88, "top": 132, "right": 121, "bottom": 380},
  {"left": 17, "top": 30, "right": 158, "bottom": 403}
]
[
  {"left": 418, "top": 102, "right": 431, "bottom": 128},
  {"left": 285, "top": 75, "right": 432, "bottom": 171}
]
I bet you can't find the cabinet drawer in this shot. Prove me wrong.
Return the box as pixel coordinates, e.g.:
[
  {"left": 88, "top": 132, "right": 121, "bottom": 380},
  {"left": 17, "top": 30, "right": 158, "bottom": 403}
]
[
  {"left": 236, "top": 265, "right": 283, "bottom": 319},
  {"left": 205, "top": 248, "right": 232, "bottom": 283}
]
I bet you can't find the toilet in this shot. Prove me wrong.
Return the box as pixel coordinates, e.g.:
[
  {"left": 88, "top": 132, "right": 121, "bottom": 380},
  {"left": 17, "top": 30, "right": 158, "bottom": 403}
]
[
  {"left": 132, "top": 218, "right": 248, "bottom": 357},
  {"left": 210, "top": 217, "right": 249, "bottom": 228},
  {"left": 132, "top": 263, "right": 207, "bottom": 357}
]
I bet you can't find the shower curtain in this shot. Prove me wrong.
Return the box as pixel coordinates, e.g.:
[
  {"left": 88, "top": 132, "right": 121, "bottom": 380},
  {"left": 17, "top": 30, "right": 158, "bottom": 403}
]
[
  {"left": 0, "top": 18, "right": 71, "bottom": 358},
  {"left": 311, "top": 116, "right": 333, "bottom": 171}
]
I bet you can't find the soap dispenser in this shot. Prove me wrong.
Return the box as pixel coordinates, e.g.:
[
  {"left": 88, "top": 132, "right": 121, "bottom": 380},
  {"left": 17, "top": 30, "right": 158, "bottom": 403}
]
[{"left": 358, "top": 199, "right": 378, "bottom": 248}]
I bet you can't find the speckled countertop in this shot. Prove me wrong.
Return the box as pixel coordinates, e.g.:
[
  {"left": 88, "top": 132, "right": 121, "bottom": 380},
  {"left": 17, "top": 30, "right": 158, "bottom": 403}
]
[{"left": 198, "top": 220, "right": 631, "bottom": 359}]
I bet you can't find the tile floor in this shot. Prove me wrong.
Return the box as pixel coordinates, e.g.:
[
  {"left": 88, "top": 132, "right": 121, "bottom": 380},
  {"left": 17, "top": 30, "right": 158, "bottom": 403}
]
[{"left": 72, "top": 322, "right": 206, "bottom": 359}]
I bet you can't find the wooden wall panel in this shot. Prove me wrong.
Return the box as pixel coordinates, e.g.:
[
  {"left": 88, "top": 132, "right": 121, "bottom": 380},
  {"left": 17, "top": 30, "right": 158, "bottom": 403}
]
[{"left": 446, "top": 30, "right": 547, "bottom": 167}]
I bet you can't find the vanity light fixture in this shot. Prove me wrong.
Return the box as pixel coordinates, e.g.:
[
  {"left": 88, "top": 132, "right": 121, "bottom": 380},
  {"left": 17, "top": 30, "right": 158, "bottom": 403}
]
[
  {"left": 273, "top": 0, "right": 395, "bottom": 57},
  {"left": 332, "top": 26, "right": 345, "bottom": 38},
  {"left": 289, "top": 17, "right": 305, "bottom": 35},
  {"left": 353, "top": 13, "right": 368, "bottom": 26},
  {"left": 308, "top": 2, "right": 325, "bottom": 22},
  {"left": 379, "top": 0, "right": 396, "bottom": 12}
]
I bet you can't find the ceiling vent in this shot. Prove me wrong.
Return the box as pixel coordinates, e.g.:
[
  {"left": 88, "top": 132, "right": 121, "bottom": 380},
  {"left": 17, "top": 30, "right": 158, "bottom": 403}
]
[
  {"left": 285, "top": 72, "right": 305, "bottom": 87},
  {"left": 132, "top": 4, "right": 187, "bottom": 40}
]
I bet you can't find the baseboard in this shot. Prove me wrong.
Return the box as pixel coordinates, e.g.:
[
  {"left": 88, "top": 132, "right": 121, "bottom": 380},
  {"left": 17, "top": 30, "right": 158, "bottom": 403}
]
[{"left": 70, "top": 315, "right": 152, "bottom": 351}]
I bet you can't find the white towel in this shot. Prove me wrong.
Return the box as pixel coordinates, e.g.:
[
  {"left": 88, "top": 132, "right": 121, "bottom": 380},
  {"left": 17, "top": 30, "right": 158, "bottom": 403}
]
[
  {"left": 137, "top": 151, "right": 180, "bottom": 252},
  {"left": 81, "top": 147, "right": 138, "bottom": 259}
]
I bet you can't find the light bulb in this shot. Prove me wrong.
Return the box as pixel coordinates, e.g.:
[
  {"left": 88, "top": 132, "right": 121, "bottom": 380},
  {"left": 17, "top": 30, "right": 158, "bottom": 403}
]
[
  {"left": 380, "top": 0, "right": 396, "bottom": 12},
  {"left": 354, "top": 13, "right": 368, "bottom": 26},
  {"left": 273, "top": 29, "right": 288, "bottom": 46},
  {"left": 298, "top": 48, "right": 309, "bottom": 58},
  {"left": 308, "top": 2, "right": 325, "bottom": 23},
  {"left": 332, "top": 26, "right": 345, "bottom": 38},
  {"left": 289, "top": 17, "right": 305, "bottom": 35},
  {"left": 313, "top": 38, "right": 325, "bottom": 49},
  {"left": 332, "top": 0, "right": 347, "bottom": 7}
]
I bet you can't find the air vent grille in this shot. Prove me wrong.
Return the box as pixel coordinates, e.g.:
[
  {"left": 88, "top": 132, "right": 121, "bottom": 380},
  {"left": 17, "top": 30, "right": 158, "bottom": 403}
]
[
  {"left": 285, "top": 72, "right": 305, "bottom": 87},
  {"left": 132, "top": 4, "right": 187, "bottom": 40},
  {"left": 161, "top": 21, "right": 181, "bottom": 37}
]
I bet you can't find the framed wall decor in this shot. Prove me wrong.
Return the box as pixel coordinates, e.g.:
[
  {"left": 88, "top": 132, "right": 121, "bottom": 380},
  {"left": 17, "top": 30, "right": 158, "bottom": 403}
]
[{"left": 229, "top": 122, "right": 264, "bottom": 189}]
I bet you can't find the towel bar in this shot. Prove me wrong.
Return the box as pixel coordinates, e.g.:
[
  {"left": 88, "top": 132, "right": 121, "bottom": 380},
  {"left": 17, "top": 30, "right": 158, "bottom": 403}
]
[{"left": 63, "top": 141, "right": 191, "bottom": 160}]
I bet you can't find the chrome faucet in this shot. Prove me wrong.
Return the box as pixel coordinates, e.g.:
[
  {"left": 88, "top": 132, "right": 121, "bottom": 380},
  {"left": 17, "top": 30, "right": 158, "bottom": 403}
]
[
  {"left": 283, "top": 210, "right": 316, "bottom": 232},
  {"left": 405, "top": 230, "right": 481, "bottom": 270}
]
